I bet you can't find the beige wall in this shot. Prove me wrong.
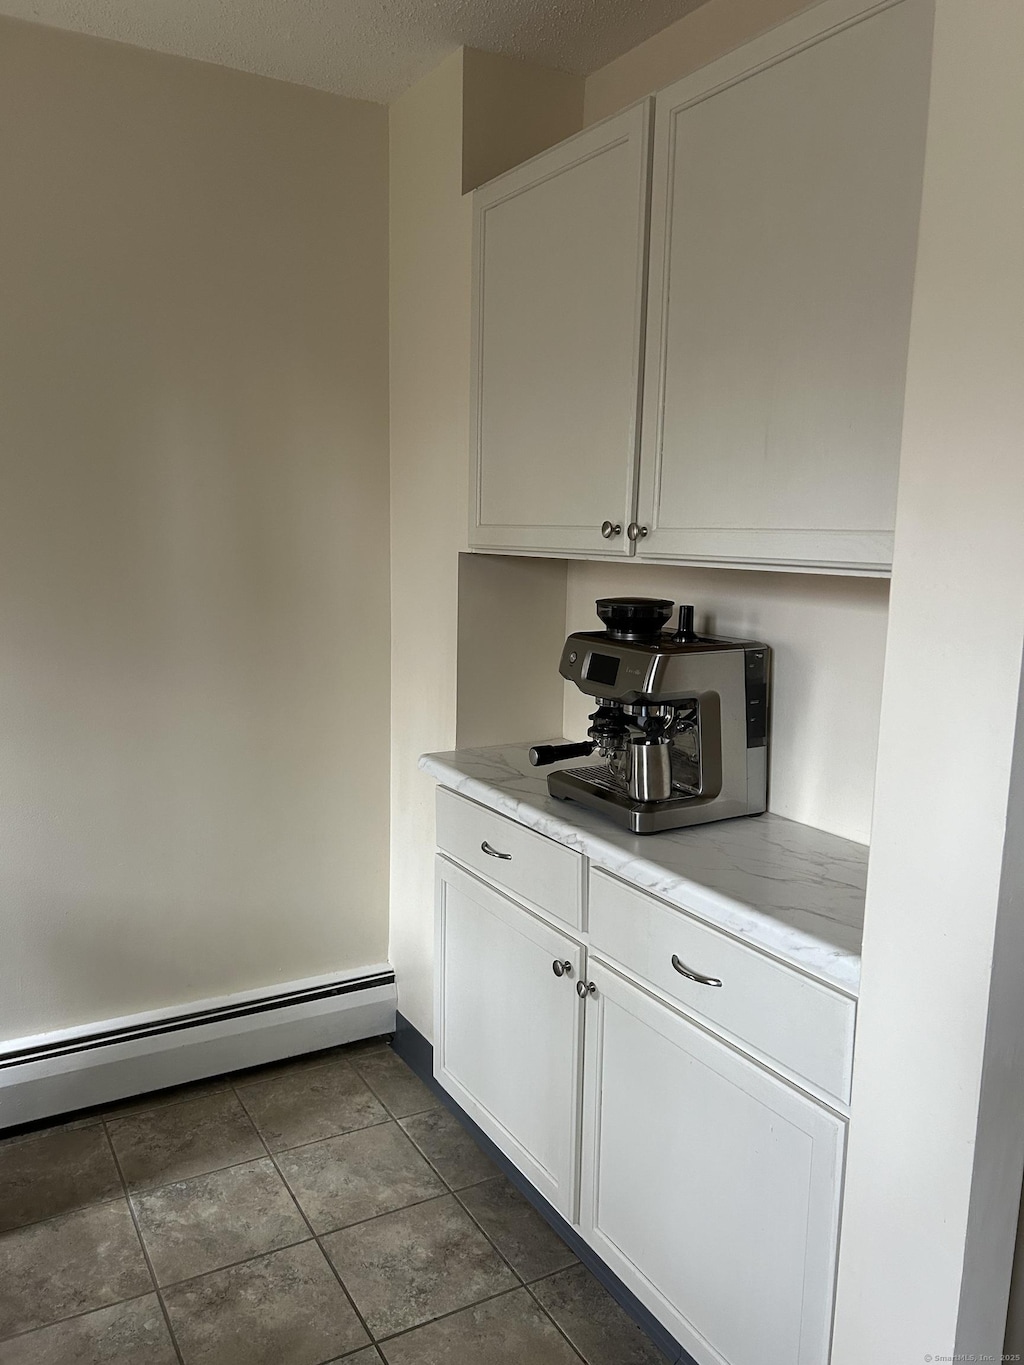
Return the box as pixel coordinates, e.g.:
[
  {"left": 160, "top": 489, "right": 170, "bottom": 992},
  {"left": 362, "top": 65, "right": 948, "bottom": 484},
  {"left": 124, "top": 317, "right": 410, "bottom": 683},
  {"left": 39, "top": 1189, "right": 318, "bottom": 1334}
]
[
  {"left": 564, "top": 566, "right": 888, "bottom": 843},
  {"left": 583, "top": 0, "right": 818, "bottom": 123},
  {"left": 388, "top": 51, "right": 472, "bottom": 1044},
  {"left": 388, "top": 52, "right": 584, "bottom": 1040},
  {"left": 457, "top": 554, "right": 568, "bottom": 750},
  {"left": 461, "top": 49, "right": 584, "bottom": 192},
  {"left": 0, "top": 19, "right": 391, "bottom": 1041}
]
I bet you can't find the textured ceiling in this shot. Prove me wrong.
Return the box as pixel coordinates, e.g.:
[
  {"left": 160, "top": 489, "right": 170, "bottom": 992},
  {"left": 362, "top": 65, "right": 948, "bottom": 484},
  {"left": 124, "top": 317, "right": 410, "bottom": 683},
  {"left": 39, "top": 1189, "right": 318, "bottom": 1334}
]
[{"left": 0, "top": 0, "right": 711, "bottom": 103}]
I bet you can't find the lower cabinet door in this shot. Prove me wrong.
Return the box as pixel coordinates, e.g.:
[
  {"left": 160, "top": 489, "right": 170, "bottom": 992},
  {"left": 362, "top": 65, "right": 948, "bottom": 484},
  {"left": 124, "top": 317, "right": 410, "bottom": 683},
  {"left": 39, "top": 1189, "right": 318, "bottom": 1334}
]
[
  {"left": 434, "top": 856, "right": 584, "bottom": 1218},
  {"left": 579, "top": 961, "right": 845, "bottom": 1365}
]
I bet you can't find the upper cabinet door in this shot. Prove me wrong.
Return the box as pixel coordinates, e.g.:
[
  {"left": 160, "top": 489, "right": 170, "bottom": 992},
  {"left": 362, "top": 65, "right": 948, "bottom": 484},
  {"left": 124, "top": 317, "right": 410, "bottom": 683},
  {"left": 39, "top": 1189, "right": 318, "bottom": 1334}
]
[
  {"left": 637, "top": 0, "right": 933, "bottom": 574},
  {"left": 470, "top": 102, "right": 652, "bottom": 557}
]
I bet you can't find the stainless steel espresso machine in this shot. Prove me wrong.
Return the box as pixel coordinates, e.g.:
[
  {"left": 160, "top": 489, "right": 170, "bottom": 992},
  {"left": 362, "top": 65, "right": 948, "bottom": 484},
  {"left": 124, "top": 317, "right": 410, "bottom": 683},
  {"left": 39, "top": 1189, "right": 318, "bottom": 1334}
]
[{"left": 529, "top": 598, "right": 769, "bottom": 834}]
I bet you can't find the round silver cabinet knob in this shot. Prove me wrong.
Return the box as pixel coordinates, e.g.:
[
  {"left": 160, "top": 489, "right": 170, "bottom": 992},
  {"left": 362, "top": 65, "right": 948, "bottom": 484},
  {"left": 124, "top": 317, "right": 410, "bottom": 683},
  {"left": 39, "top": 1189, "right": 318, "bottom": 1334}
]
[
  {"left": 601, "top": 521, "right": 622, "bottom": 539},
  {"left": 626, "top": 523, "right": 649, "bottom": 542},
  {"left": 576, "top": 979, "right": 597, "bottom": 998},
  {"left": 551, "top": 959, "right": 573, "bottom": 978}
]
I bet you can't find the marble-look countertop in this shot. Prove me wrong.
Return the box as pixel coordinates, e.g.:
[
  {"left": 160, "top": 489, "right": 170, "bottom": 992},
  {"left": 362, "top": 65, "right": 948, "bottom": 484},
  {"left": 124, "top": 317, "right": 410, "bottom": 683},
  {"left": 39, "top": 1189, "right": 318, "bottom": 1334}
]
[{"left": 419, "top": 743, "right": 867, "bottom": 997}]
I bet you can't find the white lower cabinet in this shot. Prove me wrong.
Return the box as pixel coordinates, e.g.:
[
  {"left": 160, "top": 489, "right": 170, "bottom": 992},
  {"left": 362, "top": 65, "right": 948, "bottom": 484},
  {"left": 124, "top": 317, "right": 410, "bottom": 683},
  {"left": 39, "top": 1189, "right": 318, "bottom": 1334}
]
[
  {"left": 578, "top": 960, "right": 845, "bottom": 1365},
  {"left": 433, "top": 792, "right": 849, "bottom": 1363},
  {"left": 433, "top": 856, "right": 584, "bottom": 1218}
]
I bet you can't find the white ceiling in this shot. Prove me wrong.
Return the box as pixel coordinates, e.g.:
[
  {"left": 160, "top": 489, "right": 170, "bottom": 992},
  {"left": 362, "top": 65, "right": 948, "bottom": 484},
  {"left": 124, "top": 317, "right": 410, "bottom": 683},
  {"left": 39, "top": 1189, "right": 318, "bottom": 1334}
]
[{"left": 0, "top": 0, "right": 711, "bottom": 103}]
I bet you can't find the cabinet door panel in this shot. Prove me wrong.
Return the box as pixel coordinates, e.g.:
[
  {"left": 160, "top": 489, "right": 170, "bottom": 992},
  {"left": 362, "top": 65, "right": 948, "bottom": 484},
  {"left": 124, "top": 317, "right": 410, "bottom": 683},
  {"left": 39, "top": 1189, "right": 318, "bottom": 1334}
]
[
  {"left": 580, "top": 962, "right": 844, "bottom": 1365},
  {"left": 434, "top": 857, "right": 584, "bottom": 1216},
  {"left": 638, "top": 0, "right": 933, "bottom": 573},
  {"left": 471, "top": 102, "right": 651, "bottom": 556}
]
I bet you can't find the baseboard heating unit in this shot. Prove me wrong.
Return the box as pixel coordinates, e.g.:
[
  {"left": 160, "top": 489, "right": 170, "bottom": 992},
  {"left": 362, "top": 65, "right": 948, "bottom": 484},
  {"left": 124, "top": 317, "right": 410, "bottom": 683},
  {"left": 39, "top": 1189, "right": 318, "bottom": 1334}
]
[{"left": 0, "top": 965, "right": 396, "bottom": 1131}]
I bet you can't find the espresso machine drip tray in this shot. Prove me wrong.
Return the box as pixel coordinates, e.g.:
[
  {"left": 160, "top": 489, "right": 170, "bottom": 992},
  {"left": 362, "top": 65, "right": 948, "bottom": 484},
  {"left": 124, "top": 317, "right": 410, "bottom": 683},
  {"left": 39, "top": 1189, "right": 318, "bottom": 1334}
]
[
  {"left": 549, "top": 765, "right": 733, "bottom": 835},
  {"left": 560, "top": 764, "right": 624, "bottom": 793}
]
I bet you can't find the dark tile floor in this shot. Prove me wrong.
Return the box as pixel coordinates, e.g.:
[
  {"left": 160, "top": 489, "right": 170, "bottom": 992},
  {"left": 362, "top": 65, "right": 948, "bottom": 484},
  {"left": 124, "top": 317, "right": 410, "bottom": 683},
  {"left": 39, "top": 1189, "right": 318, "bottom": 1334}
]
[{"left": 0, "top": 1040, "right": 670, "bottom": 1364}]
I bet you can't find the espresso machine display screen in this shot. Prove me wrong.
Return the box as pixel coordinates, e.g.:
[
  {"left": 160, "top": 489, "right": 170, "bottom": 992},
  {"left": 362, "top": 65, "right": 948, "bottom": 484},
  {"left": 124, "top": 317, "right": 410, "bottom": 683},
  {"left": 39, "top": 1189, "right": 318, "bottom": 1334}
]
[{"left": 584, "top": 653, "right": 620, "bottom": 687}]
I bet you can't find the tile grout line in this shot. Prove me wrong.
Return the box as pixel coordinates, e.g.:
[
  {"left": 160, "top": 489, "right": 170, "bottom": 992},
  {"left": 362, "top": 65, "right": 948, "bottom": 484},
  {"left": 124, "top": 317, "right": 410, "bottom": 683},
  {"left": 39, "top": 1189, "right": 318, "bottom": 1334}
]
[
  {"left": 232, "top": 1072, "right": 533, "bottom": 1347},
  {"left": 450, "top": 1184, "right": 531, "bottom": 1288},
  {"left": 141, "top": 1237, "right": 322, "bottom": 1294},
  {"left": 0, "top": 1117, "right": 105, "bottom": 1149},
  {"left": 392, "top": 1123, "right": 450, "bottom": 1184},
  {"left": 358, "top": 1058, "right": 590, "bottom": 1356},
  {"left": 239, "top": 1062, "right": 572, "bottom": 1356},
  {"left": 373, "top": 1283, "right": 533, "bottom": 1346},
  {"left": 97, "top": 1082, "right": 233, "bottom": 1124},
  {"left": 231, "top": 1080, "right": 380, "bottom": 1354},
  {"left": 0, "top": 1291, "right": 157, "bottom": 1348},
  {"left": 522, "top": 1264, "right": 673, "bottom": 1365},
  {"left": 232, "top": 1053, "right": 368, "bottom": 1099},
  {"left": 0, "top": 1092, "right": 226, "bottom": 1147},
  {"left": 101, "top": 1118, "right": 187, "bottom": 1365},
  {"left": 345, "top": 1053, "right": 441, "bottom": 1127},
  {"left": 0, "top": 1039, "right": 394, "bottom": 1147},
  {"left": 377, "top": 1058, "right": 597, "bottom": 1363},
  {"left": 0, "top": 1189, "right": 129, "bottom": 1239},
  {"left": 380, "top": 1054, "right": 590, "bottom": 1362},
  {"left": 393, "top": 1117, "right": 500, "bottom": 1197},
  {"left": 451, "top": 1186, "right": 580, "bottom": 1288},
  {"left": 1, "top": 1048, "right": 601, "bottom": 1363},
  {"left": 369, "top": 1281, "right": 586, "bottom": 1353},
  {"left": 246, "top": 1114, "right": 395, "bottom": 1158},
  {"left": 449, "top": 1188, "right": 590, "bottom": 1365},
  {"left": 92, "top": 1114, "right": 400, "bottom": 1215},
  {"left": 9, "top": 1085, "right": 388, "bottom": 1235},
  {"left": 289, "top": 1188, "right": 455, "bottom": 1240},
  {"left": 110, "top": 1149, "right": 289, "bottom": 1199},
  {"left": 0, "top": 1057, "right": 441, "bottom": 1302},
  {"left": 521, "top": 1275, "right": 593, "bottom": 1365}
]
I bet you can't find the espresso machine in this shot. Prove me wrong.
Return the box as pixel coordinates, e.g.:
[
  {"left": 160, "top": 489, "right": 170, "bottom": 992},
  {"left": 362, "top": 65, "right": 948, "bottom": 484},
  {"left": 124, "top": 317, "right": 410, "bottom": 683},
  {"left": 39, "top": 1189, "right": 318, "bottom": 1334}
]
[{"left": 530, "top": 598, "right": 769, "bottom": 834}]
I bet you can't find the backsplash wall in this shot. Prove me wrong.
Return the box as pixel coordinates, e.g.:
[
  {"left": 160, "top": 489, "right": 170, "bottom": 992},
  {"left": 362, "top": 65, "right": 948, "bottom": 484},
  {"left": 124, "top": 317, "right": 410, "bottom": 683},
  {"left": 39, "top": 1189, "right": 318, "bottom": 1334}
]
[{"left": 563, "top": 562, "right": 889, "bottom": 844}]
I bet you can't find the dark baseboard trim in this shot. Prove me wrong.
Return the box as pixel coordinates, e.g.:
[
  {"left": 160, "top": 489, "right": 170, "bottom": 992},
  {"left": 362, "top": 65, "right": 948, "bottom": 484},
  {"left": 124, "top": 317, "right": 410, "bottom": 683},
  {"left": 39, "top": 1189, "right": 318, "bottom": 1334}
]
[{"left": 391, "top": 1012, "right": 695, "bottom": 1365}]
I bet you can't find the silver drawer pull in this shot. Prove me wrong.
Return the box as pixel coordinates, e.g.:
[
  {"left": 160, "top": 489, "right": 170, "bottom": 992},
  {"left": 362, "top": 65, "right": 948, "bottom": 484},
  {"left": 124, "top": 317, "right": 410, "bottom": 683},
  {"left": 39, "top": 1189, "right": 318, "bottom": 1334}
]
[
  {"left": 480, "top": 840, "right": 512, "bottom": 861},
  {"left": 671, "top": 954, "right": 722, "bottom": 988}
]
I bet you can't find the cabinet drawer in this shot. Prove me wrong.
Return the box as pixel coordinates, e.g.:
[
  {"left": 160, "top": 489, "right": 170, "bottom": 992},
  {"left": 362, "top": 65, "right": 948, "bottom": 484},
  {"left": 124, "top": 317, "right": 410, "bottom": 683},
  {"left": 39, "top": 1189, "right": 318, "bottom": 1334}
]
[
  {"left": 589, "top": 869, "right": 855, "bottom": 1102},
  {"left": 436, "top": 789, "right": 583, "bottom": 930}
]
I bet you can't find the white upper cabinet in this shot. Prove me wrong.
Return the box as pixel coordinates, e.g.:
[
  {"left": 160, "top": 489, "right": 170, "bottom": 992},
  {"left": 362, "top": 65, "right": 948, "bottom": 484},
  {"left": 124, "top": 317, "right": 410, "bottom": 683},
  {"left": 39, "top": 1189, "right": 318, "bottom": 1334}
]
[
  {"left": 469, "top": 0, "right": 934, "bottom": 574},
  {"left": 636, "top": 0, "right": 933, "bottom": 573},
  {"left": 469, "top": 101, "right": 653, "bottom": 557}
]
